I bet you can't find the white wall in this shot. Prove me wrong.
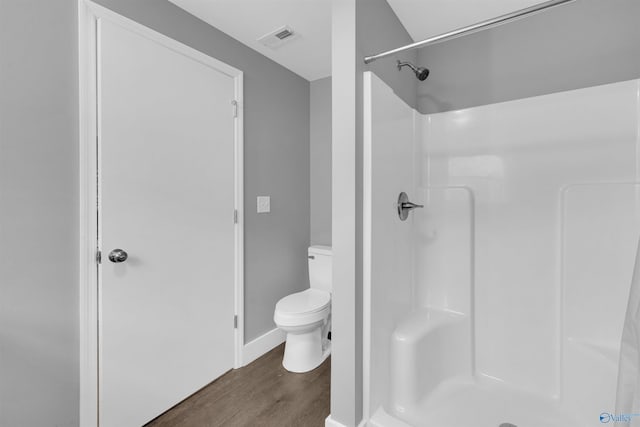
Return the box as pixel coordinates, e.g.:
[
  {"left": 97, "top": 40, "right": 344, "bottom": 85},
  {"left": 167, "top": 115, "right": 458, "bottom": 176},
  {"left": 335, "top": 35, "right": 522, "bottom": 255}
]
[
  {"left": 311, "top": 77, "right": 332, "bottom": 246},
  {"left": 363, "top": 72, "right": 416, "bottom": 418}
]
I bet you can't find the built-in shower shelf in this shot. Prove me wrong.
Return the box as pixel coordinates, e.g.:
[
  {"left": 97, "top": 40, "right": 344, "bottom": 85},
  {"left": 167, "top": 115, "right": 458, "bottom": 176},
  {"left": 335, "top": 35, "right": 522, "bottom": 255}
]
[{"left": 390, "top": 307, "right": 472, "bottom": 415}]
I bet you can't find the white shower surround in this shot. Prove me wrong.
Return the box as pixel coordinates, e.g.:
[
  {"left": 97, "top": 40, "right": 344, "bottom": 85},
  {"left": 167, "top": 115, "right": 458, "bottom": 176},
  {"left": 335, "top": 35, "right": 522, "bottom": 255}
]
[{"left": 363, "top": 72, "right": 640, "bottom": 427}]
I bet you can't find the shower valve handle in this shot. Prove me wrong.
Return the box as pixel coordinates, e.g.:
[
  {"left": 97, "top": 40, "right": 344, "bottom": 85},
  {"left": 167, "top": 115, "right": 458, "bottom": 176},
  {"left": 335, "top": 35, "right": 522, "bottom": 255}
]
[
  {"left": 397, "top": 192, "right": 423, "bottom": 221},
  {"left": 401, "top": 201, "right": 424, "bottom": 210}
]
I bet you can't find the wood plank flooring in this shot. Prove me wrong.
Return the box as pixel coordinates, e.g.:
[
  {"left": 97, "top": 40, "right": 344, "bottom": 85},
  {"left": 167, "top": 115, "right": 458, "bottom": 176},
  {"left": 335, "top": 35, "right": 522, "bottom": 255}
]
[{"left": 145, "top": 344, "right": 330, "bottom": 427}]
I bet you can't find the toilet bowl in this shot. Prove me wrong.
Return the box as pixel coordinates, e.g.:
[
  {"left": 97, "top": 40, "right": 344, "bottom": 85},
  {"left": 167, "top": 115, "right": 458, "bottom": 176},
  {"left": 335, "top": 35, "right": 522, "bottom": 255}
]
[{"left": 274, "top": 246, "right": 332, "bottom": 373}]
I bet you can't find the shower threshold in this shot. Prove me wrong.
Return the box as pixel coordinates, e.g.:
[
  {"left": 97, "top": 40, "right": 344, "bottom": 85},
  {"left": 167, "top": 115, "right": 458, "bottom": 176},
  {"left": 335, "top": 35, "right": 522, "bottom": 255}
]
[{"left": 380, "top": 377, "right": 582, "bottom": 427}]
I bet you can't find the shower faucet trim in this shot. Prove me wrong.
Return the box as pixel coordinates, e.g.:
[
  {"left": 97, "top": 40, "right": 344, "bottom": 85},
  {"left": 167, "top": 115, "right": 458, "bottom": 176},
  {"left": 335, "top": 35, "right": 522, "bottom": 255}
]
[{"left": 397, "top": 192, "right": 423, "bottom": 221}]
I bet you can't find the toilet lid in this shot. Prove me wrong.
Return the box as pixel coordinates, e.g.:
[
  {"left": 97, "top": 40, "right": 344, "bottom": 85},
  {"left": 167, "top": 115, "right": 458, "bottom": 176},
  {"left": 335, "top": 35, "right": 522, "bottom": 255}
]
[{"left": 276, "top": 289, "right": 330, "bottom": 315}]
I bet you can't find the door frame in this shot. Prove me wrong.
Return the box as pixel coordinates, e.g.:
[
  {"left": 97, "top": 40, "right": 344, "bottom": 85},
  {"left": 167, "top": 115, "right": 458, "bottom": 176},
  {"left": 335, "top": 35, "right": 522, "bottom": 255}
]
[{"left": 78, "top": 2, "right": 245, "bottom": 425}]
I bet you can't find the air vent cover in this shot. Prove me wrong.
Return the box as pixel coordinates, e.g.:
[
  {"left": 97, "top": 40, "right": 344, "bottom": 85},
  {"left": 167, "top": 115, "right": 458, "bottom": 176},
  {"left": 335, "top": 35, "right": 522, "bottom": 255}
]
[
  {"left": 257, "top": 26, "right": 300, "bottom": 49},
  {"left": 275, "top": 28, "right": 293, "bottom": 40}
]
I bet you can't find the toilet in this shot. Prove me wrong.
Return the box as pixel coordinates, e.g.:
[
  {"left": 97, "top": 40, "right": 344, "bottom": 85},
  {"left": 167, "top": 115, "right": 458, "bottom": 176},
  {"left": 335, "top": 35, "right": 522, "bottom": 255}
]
[{"left": 274, "top": 245, "right": 332, "bottom": 373}]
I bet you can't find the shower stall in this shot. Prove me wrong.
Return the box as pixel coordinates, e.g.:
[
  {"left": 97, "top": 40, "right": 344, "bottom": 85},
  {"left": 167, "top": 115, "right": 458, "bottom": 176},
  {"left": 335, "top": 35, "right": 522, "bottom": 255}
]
[{"left": 362, "top": 71, "right": 640, "bottom": 426}]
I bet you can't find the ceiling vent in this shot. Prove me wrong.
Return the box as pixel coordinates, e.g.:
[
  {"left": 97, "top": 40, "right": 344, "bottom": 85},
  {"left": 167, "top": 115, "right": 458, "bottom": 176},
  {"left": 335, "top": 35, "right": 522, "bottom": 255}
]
[{"left": 257, "top": 26, "right": 300, "bottom": 49}]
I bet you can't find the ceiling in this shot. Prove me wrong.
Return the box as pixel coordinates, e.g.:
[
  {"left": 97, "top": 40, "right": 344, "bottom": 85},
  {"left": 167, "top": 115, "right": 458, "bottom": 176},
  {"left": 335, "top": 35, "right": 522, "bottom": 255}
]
[
  {"left": 386, "top": 0, "right": 550, "bottom": 41},
  {"left": 168, "top": 0, "right": 550, "bottom": 82},
  {"left": 168, "top": 0, "right": 331, "bottom": 81}
]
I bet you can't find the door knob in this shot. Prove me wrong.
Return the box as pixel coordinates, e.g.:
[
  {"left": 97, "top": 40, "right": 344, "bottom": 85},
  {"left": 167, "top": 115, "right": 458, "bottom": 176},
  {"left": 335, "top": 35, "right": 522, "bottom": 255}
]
[{"left": 108, "top": 249, "right": 128, "bottom": 263}]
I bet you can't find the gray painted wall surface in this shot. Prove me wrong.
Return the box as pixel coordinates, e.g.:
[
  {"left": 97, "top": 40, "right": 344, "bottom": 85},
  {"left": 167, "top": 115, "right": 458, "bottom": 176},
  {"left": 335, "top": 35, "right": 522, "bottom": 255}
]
[
  {"left": 357, "top": 0, "right": 418, "bottom": 111},
  {"left": 0, "top": 1, "right": 79, "bottom": 426},
  {"left": 418, "top": 0, "right": 640, "bottom": 113},
  {"left": 310, "top": 77, "right": 332, "bottom": 246},
  {"left": 93, "top": 0, "right": 311, "bottom": 343},
  {"left": 331, "top": 0, "right": 416, "bottom": 425}
]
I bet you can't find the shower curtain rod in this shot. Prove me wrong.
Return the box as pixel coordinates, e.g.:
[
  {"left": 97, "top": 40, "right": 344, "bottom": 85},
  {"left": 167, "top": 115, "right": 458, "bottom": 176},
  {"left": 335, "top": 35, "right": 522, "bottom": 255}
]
[{"left": 363, "top": 0, "right": 575, "bottom": 64}]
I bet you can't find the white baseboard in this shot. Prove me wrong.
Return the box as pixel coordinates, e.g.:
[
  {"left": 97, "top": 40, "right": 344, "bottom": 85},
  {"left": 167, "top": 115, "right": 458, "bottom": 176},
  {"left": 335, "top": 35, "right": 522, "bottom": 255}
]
[
  {"left": 325, "top": 415, "right": 367, "bottom": 427},
  {"left": 326, "top": 416, "right": 346, "bottom": 427},
  {"left": 242, "top": 327, "right": 285, "bottom": 366}
]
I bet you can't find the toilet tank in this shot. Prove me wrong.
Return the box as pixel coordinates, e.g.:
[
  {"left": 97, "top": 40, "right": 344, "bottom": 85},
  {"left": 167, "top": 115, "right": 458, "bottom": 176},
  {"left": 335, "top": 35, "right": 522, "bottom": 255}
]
[{"left": 308, "top": 245, "right": 332, "bottom": 293}]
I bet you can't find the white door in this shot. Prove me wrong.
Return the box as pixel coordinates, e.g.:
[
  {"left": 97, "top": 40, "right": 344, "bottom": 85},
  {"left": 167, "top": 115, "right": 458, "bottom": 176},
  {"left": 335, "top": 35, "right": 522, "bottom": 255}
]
[{"left": 98, "top": 19, "right": 238, "bottom": 427}]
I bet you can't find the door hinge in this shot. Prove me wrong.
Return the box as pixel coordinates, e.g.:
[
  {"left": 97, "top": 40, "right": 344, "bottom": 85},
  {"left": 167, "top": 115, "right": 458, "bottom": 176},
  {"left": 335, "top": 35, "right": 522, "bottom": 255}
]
[
  {"left": 96, "top": 249, "right": 102, "bottom": 264},
  {"left": 234, "top": 209, "right": 238, "bottom": 224},
  {"left": 234, "top": 315, "right": 238, "bottom": 329},
  {"left": 231, "top": 100, "right": 238, "bottom": 118}
]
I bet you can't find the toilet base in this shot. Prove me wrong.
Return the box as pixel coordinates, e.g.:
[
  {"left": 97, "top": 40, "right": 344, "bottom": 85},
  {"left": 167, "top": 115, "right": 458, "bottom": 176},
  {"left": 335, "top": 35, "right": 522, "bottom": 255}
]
[{"left": 282, "top": 327, "right": 331, "bottom": 373}]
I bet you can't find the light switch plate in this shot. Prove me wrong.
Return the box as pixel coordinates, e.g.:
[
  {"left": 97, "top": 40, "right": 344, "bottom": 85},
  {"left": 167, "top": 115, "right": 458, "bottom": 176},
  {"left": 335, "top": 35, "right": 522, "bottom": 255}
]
[{"left": 257, "top": 196, "right": 271, "bottom": 213}]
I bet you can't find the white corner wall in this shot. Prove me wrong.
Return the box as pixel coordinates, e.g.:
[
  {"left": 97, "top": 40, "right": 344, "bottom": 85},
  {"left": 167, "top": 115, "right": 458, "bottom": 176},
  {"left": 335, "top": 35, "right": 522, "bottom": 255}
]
[
  {"left": 363, "top": 72, "right": 417, "bottom": 419},
  {"left": 331, "top": 0, "right": 358, "bottom": 423}
]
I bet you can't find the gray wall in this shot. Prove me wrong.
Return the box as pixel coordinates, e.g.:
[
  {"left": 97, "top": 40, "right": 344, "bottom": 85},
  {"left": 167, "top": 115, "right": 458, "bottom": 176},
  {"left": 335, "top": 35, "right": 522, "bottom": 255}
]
[
  {"left": 331, "top": 0, "right": 416, "bottom": 425},
  {"left": 357, "top": 0, "right": 418, "bottom": 111},
  {"left": 93, "top": 0, "right": 311, "bottom": 343},
  {"left": 0, "top": 1, "right": 80, "bottom": 426},
  {"left": 310, "top": 77, "right": 332, "bottom": 246},
  {"left": 418, "top": 0, "right": 640, "bottom": 114}
]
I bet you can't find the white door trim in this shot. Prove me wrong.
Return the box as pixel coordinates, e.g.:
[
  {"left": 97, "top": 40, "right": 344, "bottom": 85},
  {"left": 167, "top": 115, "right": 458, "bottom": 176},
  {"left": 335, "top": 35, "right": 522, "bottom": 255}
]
[{"left": 78, "top": 2, "right": 244, "bottom": 425}]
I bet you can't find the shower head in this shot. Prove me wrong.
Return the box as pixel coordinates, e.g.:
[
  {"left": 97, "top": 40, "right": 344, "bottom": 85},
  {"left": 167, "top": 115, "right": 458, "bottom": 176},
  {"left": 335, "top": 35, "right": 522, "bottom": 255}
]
[{"left": 397, "top": 60, "right": 430, "bottom": 81}]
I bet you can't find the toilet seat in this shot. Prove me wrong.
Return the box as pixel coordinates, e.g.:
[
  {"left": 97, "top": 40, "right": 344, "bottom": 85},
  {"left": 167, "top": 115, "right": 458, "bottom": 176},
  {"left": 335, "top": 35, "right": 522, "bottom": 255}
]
[{"left": 274, "top": 289, "right": 330, "bottom": 327}]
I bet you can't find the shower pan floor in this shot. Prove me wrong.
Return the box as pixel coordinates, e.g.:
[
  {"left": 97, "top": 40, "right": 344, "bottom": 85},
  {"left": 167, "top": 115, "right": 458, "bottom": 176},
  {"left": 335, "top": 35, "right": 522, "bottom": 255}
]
[{"left": 396, "top": 377, "right": 581, "bottom": 427}]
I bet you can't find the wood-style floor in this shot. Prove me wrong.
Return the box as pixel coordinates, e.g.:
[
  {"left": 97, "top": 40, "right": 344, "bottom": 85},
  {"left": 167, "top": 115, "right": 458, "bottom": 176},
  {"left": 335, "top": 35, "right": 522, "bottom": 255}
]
[{"left": 145, "top": 344, "right": 330, "bottom": 427}]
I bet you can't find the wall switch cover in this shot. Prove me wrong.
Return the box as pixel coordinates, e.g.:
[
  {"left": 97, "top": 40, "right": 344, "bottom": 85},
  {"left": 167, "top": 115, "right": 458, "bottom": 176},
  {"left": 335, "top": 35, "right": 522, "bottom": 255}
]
[{"left": 257, "top": 196, "right": 271, "bottom": 213}]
